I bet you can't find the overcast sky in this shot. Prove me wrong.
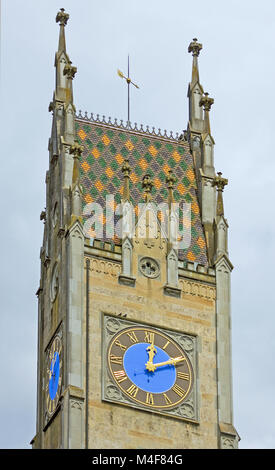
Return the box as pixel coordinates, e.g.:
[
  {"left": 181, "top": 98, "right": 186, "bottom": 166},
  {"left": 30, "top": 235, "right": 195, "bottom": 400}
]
[{"left": 0, "top": 0, "right": 274, "bottom": 449}]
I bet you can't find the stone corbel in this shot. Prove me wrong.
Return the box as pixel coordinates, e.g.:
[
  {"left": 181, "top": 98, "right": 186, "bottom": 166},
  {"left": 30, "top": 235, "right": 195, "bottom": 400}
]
[
  {"left": 163, "top": 284, "right": 181, "bottom": 298},
  {"left": 118, "top": 274, "right": 136, "bottom": 287}
]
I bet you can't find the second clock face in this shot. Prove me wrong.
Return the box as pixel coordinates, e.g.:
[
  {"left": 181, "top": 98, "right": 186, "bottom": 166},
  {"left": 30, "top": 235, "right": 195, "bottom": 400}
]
[
  {"left": 46, "top": 335, "right": 62, "bottom": 416},
  {"left": 107, "top": 326, "right": 193, "bottom": 409}
]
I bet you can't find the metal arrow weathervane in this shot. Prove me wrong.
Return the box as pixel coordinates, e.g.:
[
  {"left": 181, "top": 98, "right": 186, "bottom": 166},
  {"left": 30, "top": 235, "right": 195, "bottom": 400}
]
[{"left": 117, "top": 55, "right": 140, "bottom": 126}]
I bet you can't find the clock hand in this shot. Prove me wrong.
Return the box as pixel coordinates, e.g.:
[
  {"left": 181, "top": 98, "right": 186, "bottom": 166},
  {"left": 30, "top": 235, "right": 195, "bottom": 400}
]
[
  {"left": 146, "top": 356, "right": 185, "bottom": 372},
  {"left": 48, "top": 353, "right": 57, "bottom": 381},
  {"left": 146, "top": 342, "right": 157, "bottom": 364}
]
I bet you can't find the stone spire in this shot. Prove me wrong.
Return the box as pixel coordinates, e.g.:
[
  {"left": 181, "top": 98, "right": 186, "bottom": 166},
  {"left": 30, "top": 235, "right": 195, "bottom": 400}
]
[
  {"left": 187, "top": 38, "right": 204, "bottom": 135},
  {"left": 70, "top": 142, "right": 84, "bottom": 186},
  {"left": 187, "top": 40, "right": 216, "bottom": 265},
  {"left": 188, "top": 37, "right": 202, "bottom": 84},
  {"left": 213, "top": 172, "right": 229, "bottom": 260},
  {"left": 213, "top": 172, "right": 228, "bottom": 217},
  {"left": 69, "top": 142, "right": 84, "bottom": 219},
  {"left": 142, "top": 174, "right": 154, "bottom": 203},
  {"left": 165, "top": 170, "right": 177, "bottom": 253},
  {"left": 164, "top": 171, "right": 180, "bottom": 298},
  {"left": 63, "top": 60, "right": 77, "bottom": 105},
  {"left": 54, "top": 8, "right": 72, "bottom": 103},
  {"left": 200, "top": 92, "right": 214, "bottom": 135},
  {"left": 120, "top": 157, "right": 135, "bottom": 287},
  {"left": 121, "top": 157, "right": 131, "bottom": 202},
  {"left": 56, "top": 8, "right": 69, "bottom": 53}
]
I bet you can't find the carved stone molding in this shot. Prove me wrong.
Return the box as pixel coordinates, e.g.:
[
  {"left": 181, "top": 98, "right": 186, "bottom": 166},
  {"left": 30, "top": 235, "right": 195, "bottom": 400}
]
[
  {"left": 179, "top": 278, "right": 216, "bottom": 300},
  {"left": 220, "top": 436, "right": 236, "bottom": 449},
  {"left": 89, "top": 258, "right": 121, "bottom": 279},
  {"left": 71, "top": 399, "right": 83, "bottom": 411}
]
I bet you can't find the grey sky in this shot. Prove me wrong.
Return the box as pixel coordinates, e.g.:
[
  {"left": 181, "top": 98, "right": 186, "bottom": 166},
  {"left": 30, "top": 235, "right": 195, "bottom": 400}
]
[{"left": 0, "top": 0, "right": 274, "bottom": 449}]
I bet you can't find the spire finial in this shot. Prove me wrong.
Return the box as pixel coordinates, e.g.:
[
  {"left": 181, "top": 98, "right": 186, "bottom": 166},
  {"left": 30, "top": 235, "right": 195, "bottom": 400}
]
[
  {"left": 121, "top": 157, "right": 131, "bottom": 201},
  {"left": 199, "top": 92, "right": 214, "bottom": 133},
  {"left": 63, "top": 61, "right": 77, "bottom": 104},
  {"left": 56, "top": 8, "right": 69, "bottom": 53},
  {"left": 188, "top": 38, "right": 202, "bottom": 84},
  {"left": 199, "top": 92, "right": 214, "bottom": 112},
  {"left": 56, "top": 8, "right": 69, "bottom": 26},
  {"left": 188, "top": 38, "right": 202, "bottom": 57},
  {"left": 212, "top": 172, "right": 228, "bottom": 216},
  {"left": 63, "top": 61, "right": 77, "bottom": 80},
  {"left": 142, "top": 174, "right": 154, "bottom": 203}
]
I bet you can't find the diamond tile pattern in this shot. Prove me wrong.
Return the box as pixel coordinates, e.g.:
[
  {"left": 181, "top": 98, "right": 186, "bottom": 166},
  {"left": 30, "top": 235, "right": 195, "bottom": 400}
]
[{"left": 75, "top": 119, "right": 208, "bottom": 265}]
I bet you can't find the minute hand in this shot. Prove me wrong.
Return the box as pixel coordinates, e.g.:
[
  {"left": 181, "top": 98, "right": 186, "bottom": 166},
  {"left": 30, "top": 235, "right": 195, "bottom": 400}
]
[{"left": 146, "top": 356, "right": 185, "bottom": 372}]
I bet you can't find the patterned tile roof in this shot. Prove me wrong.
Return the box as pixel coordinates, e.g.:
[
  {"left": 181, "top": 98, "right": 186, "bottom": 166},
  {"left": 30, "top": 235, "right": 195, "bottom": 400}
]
[{"left": 75, "top": 117, "right": 208, "bottom": 265}]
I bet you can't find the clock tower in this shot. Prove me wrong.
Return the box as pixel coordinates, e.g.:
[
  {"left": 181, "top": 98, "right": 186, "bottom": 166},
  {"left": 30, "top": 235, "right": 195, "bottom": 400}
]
[{"left": 31, "top": 9, "right": 239, "bottom": 449}]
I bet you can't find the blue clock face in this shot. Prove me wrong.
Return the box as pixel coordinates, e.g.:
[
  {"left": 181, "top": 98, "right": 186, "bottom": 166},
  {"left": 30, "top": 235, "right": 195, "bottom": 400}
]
[
  {"left": 108, "top": 326, "right": 193, "bottom": 409},
  {"left": 49, "top": 352, "right": 60, "bottom": 400},
  {"left": 46, "top": 336, "right": 62, "bottom": 415},
  {"left": 124, "top": 343, "right": 176, "bottom": 393}
]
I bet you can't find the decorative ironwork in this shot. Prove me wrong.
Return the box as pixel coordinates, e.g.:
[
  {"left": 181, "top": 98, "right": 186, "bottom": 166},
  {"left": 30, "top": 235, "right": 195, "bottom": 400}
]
[{"left": 76, "top": 110, "right": 186, "bottom": 142}]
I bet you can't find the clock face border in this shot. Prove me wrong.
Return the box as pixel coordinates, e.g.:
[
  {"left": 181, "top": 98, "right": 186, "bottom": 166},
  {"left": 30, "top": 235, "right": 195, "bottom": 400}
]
[
  {"left": 102, "top": 314, "right": 199, "bottom": 423},
  {"left": 107, "top": 326, "right": 193, "bottom": 410}
]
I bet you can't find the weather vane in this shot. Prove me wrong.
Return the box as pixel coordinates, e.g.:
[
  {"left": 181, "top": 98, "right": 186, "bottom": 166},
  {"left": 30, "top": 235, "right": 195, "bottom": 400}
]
[{"left": 117, "top": 55, "right": 140, "bottom": 126}]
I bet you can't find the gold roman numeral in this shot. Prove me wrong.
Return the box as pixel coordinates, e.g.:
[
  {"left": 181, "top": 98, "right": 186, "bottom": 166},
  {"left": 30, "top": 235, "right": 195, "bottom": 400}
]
[
  {"left": 146, "top": 393, "right": 154, "bottom": 405},
  {"left": 127, "top": 331, "right": 138, "bottom": 343},
  {"left": 110, "top": 354, "right": 123, "bottom": 365},
  {"left": 178, "top": 372, "right": 190, "bottom": 381},
  {"left": 126, "top": 384, "right": 139, "bottom": 397},
  {"left": 162, "top": 340, "right": 170, "bottom": 350},
  {"left": 114, "top": 370, "right": 127, "bottom": 383},
  {"left": 172, "top": 383, "right": 186, "bottom": 397},
  {"left": 163, "top": 393, "right": 172, "bottom": 404},
  {"left": 144, "top": 331, "right": 155, "bottom": 344},
  {"left": 114, "top": 340, "right": 127, "bottom": 351}
]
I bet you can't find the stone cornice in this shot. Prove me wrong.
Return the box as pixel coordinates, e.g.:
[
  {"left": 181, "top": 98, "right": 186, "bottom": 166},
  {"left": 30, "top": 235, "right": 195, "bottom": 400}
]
[{"left": 179, "top": 278, "right": 216, "bottom": 300}]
